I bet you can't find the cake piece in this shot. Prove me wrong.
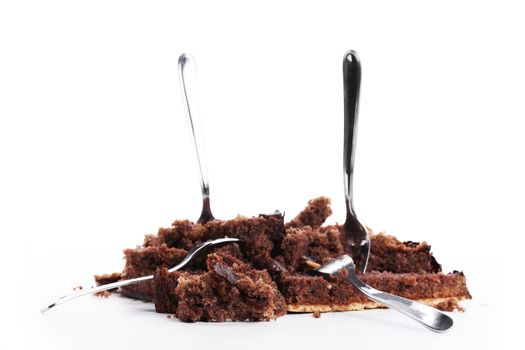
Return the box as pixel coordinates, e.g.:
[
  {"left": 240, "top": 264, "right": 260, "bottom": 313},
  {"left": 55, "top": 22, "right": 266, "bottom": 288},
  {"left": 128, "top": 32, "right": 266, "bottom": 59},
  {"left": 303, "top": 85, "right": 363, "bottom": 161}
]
[
  {"left": 281, "top": 225, "right": 345, "bottom": 270},
  {"left": 94, "top": 272, "right": 122, "bottom": 286},
  {"left": 366, "top": 232, "right": 441, "bottom": 273},
  {"left": 280, "top": 226, "right": 441, "bottom": 274},
  {"left": 154, "top": 253, "right": 287, "bottom": 322},
  {"left": 282, "top": 271, "right": 471, "bottom": 312},
  {"left": 286, "top": 196, "right": 333, "bottom": 229},
  {"left": 121, "top": 244, "right": 188, "bottom": 300},
  {"left": 147, "top": 213, "right": 285, "bottom": 257},
  {"left": 153, "top": 268, "right": 183, "bottom": 314}
]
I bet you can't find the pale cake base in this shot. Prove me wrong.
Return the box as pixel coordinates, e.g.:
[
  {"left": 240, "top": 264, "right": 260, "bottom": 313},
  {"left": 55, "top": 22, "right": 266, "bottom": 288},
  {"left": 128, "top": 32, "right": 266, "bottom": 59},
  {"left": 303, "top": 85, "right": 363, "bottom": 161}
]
[{"left": 287, "top": 296, "right": 468, "bottom": 313}]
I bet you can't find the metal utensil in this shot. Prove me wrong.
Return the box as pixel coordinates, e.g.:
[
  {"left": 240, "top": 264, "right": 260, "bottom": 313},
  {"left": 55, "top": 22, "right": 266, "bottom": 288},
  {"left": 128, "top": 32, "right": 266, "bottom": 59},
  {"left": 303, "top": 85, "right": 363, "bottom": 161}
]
[
  {"left": 41, "top": 237, "right": 240, "bottom": 313},
  {"left": 316, "top": 255, "right": 454, "bottom": 333},
  {"left": 178, "top": 53, "right": 215, "bottom": 223},
  {"left": 341, "top": 50, "right": 370, "bottom": 273}
]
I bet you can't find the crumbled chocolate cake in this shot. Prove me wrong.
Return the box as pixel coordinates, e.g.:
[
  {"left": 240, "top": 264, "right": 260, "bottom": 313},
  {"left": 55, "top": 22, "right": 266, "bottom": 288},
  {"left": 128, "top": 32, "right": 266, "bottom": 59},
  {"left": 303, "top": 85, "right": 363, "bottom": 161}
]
[
  {"left": 120, "top": 213, "right": 284, "bottom": 299},
  {"left": 97, "top": 197, "right": 471, "bottom": 321},
  {"left": 155, "top": 252, "right": 287, "bottom": 321}
]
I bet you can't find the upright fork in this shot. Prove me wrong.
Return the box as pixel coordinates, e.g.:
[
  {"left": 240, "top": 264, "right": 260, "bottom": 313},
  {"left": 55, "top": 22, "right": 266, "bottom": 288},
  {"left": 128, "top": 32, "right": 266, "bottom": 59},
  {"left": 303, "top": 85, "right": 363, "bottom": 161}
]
[
  {"left": 341, "top": 50, "right": 370, "bottom": 273},
  {"left": 178, "top": 53, "right": 215, "bottom": 223}
]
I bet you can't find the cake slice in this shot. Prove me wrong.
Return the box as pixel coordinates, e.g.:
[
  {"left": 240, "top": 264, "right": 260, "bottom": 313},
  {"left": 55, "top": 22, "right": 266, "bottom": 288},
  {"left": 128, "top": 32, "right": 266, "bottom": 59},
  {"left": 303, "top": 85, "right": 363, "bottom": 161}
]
[{"left": 281, "top": 271, "right": 470, "bottom": 313}]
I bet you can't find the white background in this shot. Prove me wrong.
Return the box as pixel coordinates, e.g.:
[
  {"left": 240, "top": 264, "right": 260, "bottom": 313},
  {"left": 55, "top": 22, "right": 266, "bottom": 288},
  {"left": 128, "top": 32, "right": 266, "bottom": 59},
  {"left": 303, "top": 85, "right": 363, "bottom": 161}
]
[{"left": 1, "top": 1, "right": 523, "bottom": 349}]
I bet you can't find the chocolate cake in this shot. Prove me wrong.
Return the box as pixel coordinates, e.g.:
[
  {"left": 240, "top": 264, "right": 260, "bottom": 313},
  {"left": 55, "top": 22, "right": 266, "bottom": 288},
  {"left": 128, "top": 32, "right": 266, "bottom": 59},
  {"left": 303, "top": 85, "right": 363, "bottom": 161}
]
[
  {"left": 154, "top": 252, "right": 287, "bottom": 322},
  {"left": 97, "top": 197, "right": 471, "bottom": 321}
]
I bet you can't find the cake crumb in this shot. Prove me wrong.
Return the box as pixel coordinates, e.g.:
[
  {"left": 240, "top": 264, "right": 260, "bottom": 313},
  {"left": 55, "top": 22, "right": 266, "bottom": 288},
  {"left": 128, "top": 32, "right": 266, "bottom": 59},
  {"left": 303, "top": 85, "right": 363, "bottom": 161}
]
[
  {"left": 73, "top": 285, "right": 83, "bottom": 291},
  {"left": 434, "top": 298, "right": 464, "bottom": 312},
  {"left": 304, "top": 259, "right": 321, "bottom": 270},
  {"left": 94, "top": 290, "right": 112, "bottom": 298},
  {"left": 313, "top": 311, "right": 321, "bottom": 318}
]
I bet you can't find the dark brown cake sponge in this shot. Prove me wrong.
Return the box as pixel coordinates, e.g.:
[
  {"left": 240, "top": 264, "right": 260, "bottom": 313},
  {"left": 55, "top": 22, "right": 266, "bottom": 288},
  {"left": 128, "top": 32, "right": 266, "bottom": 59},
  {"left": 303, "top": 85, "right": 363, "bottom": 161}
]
[
  {"left": 286, "top": 197, "right": 333, "bottom": 229},
  {"left": 160, "top": 253, "right": 287, "bottom": 322}
]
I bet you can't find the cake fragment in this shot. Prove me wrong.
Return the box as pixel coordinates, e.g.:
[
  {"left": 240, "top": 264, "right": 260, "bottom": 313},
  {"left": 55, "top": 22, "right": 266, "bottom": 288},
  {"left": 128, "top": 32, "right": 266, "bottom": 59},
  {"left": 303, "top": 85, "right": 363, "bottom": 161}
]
[
  {"left": 154, "top": 253, "right": 287, "bottom": 322},
  {"left": 281, "top": 225, "right": 344, "bottom": 270},
  {"left": 121, "top": 244, "right": 188, "bottom": 300},
  {"left": 367, "top": 233, "right": 441, "bottom": 273},
  {"left": 286, "top": 197, "right": 333, "bottom": 229},
  {"left": 282, "top": 271, "right": 471, "bottom": 312},
  {"left": 94, "top": 272, "right": 122, "bottom": 286},
  {"left": 92, "top": 272, "right": 122, "bottom": 295}
]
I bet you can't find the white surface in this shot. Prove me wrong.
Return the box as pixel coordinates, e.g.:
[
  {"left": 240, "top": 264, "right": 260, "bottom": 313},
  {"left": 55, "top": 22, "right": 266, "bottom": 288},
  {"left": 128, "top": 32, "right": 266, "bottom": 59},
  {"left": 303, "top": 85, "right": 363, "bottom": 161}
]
[
  {"left": 33, "top": 297, "right": 490, "bottom": 350},
  {"left": 0, "top": 0, "right": 523, "bottom": 349}
]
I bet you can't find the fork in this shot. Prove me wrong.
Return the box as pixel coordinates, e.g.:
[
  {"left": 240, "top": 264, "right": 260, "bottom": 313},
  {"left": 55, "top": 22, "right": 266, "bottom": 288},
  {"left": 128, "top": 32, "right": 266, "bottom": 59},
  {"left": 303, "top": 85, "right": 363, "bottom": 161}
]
[
  {"left": 341, "top": 50, "right": 370, "bottom": 273},
  {"left": 178, "top": 53, "right": 215, "bottom": 223},
  {"left": 41, "top": 238, "right": 240, "bottom": 313},
  {"left": 316, "top": 255, "right": 454, "bottom": 333}
]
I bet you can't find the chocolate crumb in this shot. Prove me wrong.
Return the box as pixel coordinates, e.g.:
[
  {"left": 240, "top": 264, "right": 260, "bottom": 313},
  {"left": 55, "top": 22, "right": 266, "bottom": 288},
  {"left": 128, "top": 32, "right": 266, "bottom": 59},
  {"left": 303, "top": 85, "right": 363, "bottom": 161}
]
[
  {"left": 94, "top": 290, "right": 111, "bottom": 298},
  {"left": 313, "top": 311, "right": 321, "bottom": 318}
]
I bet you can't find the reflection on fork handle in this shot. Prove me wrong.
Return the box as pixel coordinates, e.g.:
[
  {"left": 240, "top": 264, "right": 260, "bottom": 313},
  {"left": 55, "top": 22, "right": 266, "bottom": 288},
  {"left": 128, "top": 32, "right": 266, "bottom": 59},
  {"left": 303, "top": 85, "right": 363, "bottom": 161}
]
[{"left": 178, "top": 53, "right": 214, "bottom": 223}]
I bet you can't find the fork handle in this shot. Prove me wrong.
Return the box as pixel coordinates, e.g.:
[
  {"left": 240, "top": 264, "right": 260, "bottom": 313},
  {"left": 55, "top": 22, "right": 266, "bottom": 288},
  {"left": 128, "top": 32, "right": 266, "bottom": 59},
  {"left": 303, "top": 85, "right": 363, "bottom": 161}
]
[
  {"left": 41, "top": 275, "right": 153, "bottom": 313},
  {"left": 319, "top": 255, "right": 454, "bottom": 332},
  {"left": 343, "top": 50, "right": 361, "bottom": 217},
  {"left": 346, "top": 262, "right": 454, "bottom": 332},
  {"left": 178, "top": 53, "right": 214, "bottom": 223}
]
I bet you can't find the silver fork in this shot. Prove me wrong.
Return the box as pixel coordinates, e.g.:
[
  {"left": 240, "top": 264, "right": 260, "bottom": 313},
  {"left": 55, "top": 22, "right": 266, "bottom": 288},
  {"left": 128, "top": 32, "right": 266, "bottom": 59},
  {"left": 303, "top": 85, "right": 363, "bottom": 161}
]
[
  {"left": 316, "top": 255, "right": 454, "bottom": 333},
  {"left": 178, "top": 53, "right": 215, "bottom": 223},
  {"left": 41, "top": 238, "right": 240, "bottom": 313},
  {"left": 341, "top": 50, "right": 370, "bottom": 273}
]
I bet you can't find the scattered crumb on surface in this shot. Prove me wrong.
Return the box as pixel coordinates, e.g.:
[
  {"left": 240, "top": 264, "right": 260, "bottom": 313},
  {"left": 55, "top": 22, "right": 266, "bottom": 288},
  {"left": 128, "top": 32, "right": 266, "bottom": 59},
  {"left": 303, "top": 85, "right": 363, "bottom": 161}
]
[
  {"left": 313, "top": 311, "right": 321, "bottom": 318},
  {"left": 435, "top": 298, "right": 464, "bottom": 312},
  {"left": 454, "top": 304, "right": 465, "bottom": 312},
  {"left": 94, "top": 290, "right": 112, "bottom": 298},
  {"left": 73, "top": 285, "right": 83, "bottom": 291},
  {"left": 167, "top": 315, "right": 173, "bottom": 319}
]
